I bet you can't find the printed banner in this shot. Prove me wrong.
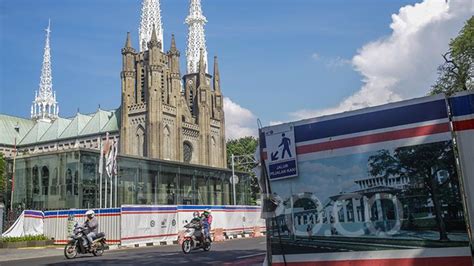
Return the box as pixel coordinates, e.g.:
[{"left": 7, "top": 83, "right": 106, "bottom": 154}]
[
  {"left": 260, "top": 94, "right": 473, "bottom": 265},
  {"left": 449, "top": 91, "right": 474, "bottom": 244},
  {"left": 120, "top": 205, "right": 179, "bottom": 245}
]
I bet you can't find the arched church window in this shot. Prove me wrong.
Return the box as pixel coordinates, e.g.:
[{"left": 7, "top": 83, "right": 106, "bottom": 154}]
[
  {"left": 66, "top": 169, "right": 73, "bottom": 195},
  {"left": 32, "top": 166, "right": 39, "bottom": 194},
  {"left": 211, "top": 137, "right": 217, "bottom": 166},
  {"left": 164, "top": 126, "right": 171, "bottom": 160},
  {"left": 41, "top": 166, "right": 49, "bottom": 195},
  {"left": 136, "top": 126, "right": 146, "bottom": 157},
  {"left": 183, "top": 142, "right": 193, "bottom": 163},
  {"left": 189, "top": 89, "right": 194, "bottom": 114}
]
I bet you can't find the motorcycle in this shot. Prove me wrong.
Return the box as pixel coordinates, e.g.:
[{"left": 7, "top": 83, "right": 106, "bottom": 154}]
[
  {"left": 64, "top": 223, "right": 107, "bottom": 259},
  {"left": 181, "top": 220, "right": 211, "bottom": 254}
]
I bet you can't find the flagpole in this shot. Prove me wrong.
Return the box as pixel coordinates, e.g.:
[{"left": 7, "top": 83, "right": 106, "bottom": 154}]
[
  {"left": 114, "top": 137, "right": 118, "bottom": 208},
  {"left": 99, "top": 136, "right": 103, "bottom": 209},
  {"left": 110, "top": 176, "right": 113, "bottom": 209}
]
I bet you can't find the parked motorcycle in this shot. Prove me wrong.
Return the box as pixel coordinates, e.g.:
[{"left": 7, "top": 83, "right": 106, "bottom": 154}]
[
  {"left": 64, "top": 223, "right": 107, "bottom": 259},
  {"left": 181, "top": 220, "right": 211, "bottom": 254}
]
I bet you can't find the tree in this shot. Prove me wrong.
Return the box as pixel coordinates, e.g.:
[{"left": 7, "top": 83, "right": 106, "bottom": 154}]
[
  {"left": 368, "top": 141, "right": 460, "bottom": 241},
  {"left": 0, "top": 153, "right": 5, "bottom": 204},
  {"left": 431, "top": 16, "right": 474, "bottom": 95},
  {"left": 226, "top": 136, "right": 259, "bottom": 204}
]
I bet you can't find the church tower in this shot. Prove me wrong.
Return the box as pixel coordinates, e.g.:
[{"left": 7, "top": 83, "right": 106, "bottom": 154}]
[
  {"left": 31, "top": 20, "right": 59, "bottom": 123},
  {"left": 120, "top": 0, "right": 226, "bottom": 168}
]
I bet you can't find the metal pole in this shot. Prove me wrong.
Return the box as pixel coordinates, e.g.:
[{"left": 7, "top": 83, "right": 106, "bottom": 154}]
[
  {"left": 115, "top": 171, "right": 118, "bottom": 208},
  {"left": 99, "top": 139, "right": 102, "bottom": 209},
  {"left": 10, "top": 137, "right": 17, "bottom": 211},
  {"left": 110, "top": 177, "right": 113, "bottom": 209},
  {"left": 104, "top": 172, "right": 108, "bottom": 209},
  {"left": 231, "top": 154, "right": 236, "bottom": 205}
]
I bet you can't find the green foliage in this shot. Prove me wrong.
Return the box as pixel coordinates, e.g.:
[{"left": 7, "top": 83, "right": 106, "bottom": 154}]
[
  {"left": 368, "top": 141, "right": 461, "bottom": 240},
  {"left": 0, "top": 234, "right": 48, "bottom": 243},
  {"left": 226, "top": 136, "right": 260, "bottom": 204},
  {"left": 431, "top": 16, "right": 474, "bottom": 95},
  {"left": 226, "top": 136, "right": 258, "bottom": 165},
  {"left": 0, "top": 153, "right": 5, "bottom": 203}
]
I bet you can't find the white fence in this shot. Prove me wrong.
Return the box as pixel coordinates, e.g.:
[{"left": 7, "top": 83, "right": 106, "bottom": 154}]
[
  {"left": 1, "top": 210, "right": 44, "bottom": 238},
  {"left": 4, "top": 205, "right": 264, "bottom": 246},
  {"left": 43, "top": 208, "right": 121, "bottom": 245}
]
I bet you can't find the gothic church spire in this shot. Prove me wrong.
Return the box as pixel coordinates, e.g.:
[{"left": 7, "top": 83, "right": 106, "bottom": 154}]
[
  {"left": 185, "top": 0, "right": 208, "bottom": 74},
  {"left": 31, "top": 20, "right": 59, "bottom": 123},
  {"left": 139, "top": 0, "right": 164, "bottom": 52}
]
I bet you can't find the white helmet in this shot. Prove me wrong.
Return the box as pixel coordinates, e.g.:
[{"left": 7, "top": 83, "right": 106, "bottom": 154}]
[{"left": 85, "top": 210, "right": 95, "bottom": 218}]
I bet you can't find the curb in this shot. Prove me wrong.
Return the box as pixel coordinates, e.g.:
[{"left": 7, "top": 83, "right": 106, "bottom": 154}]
[
  {"left": 120, "top": 240, "right": 178, "bottom": 248},
  {"left": 224, "top": 232, "right": 265, "bottom": 240},
  {"left": 117, "top": 233, "right": 266, "bottom": 249}
]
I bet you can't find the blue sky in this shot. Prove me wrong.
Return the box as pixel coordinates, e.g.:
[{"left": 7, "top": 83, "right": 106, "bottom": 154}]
[{"left": 0, "top": 0, "right": 471, "bottom": 139}]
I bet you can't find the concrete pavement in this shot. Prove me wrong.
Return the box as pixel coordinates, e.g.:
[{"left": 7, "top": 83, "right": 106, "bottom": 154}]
[{"left": 0, "top": 237, "right": 267, "bottom": 265}]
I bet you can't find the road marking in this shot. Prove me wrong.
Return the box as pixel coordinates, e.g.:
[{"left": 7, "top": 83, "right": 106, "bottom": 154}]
[{"left": 237, "top": 252, "right": 266, "bottom": 259}]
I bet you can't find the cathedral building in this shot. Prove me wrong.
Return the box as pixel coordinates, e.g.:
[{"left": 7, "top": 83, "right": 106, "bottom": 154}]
[
  {"left": 120, "top": 0, "right": 226, "bottom": 167},
  {"left": 0, "top": 0, "right": 227, "bottom": 169}
]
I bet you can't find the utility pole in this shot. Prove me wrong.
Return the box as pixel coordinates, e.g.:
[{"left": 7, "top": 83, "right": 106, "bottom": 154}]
[
  {"left": 231, "top": 154, "right": 236, "bottom": 205},
  {"left": 10, "top": 124, "right": 19, "bottom": 212},
  {"left": 10, "top": 138, "right": 16, "bottom": 211}
]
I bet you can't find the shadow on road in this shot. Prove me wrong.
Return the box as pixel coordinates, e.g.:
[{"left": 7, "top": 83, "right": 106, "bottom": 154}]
[{"left": 44, "top": 248, "right": 265, "bottom": 266}]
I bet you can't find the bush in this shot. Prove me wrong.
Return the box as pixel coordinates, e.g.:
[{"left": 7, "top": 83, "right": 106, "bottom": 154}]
[{"left": 0, "top": 234, "right": 49, "bottom": 243}]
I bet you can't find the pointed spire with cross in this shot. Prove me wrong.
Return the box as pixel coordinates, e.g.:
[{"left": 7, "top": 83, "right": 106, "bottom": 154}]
[
  {"left": 139, "top": 0, "right": 164, "bottom": 52},
  {"left": 31, "top": 19, "right": 59, "bottom": 123},
  {"left": 186, "top": 0, "right": 208, "bottom": 74}
]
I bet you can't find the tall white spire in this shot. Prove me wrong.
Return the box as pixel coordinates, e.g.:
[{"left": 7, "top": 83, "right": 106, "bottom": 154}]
[
  {"left": 185, "top": 0, "right": 208, "bottom": 74},
  {"left": 31, "top": 20, "right": 58, "bottom": 123},
  {"left": 139, "top": 0, "right": 164, "bottom": 52}
]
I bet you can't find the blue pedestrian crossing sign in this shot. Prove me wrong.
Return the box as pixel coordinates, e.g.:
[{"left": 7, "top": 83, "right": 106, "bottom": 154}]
[{"left": 263, "top": 124, "right": 298, "bottom": 181}]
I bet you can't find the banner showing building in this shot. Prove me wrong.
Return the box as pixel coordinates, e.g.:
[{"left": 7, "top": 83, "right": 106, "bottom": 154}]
[{"left": 260, "top": 93, "right": 474, "bottom": 265}]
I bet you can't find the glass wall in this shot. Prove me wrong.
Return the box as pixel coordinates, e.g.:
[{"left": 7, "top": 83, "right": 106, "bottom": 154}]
[{"left": 12, "top": 149, "right": 251, "bottom": 210}]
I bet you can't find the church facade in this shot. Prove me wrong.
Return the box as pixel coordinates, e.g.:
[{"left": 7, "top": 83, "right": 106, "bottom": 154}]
[{"left": 0, "top": 0, "right": 227, "bottom": 169}]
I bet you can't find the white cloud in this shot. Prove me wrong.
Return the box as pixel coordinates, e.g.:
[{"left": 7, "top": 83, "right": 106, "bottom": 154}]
[
  {"left": 326, "top": 56, "right": 352, "bottom": 68},
  {"left": 311, "top": 53, "right": 351, "bottom": 68},
  {"left": 223, "top": 97, "right": 257, "bottom": 139},
  {"left": 311, "top": 53, "right": 320, "bottom": 60},
  {"left": 292, "top": 0, "right": 473, "bottom": 120}
]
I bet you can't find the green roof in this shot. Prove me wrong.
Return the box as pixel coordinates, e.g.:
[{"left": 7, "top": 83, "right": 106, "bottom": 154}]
[
  {"left": 1, "top": 109, "right": 120, "bottom": 147},
  {"left": 38, "top": 117, "right": 72, "bottom": 143},
  {"left": 0, "top": 114, "right": 35, "bottom": 145},
  {"left": 19, "top": 121, "right": 52, "bottom": 145},
  {"left": 59, "top": 113, "right": 92, "bottom": 139},
  {"left": 80, "top": 109, "right": 114, "bottom": 136},
  {"left": 101, "top": 108, "right": 120, "bottom": 133}
]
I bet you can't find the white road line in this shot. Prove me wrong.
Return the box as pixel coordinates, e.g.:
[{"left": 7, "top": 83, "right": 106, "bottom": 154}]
[{"left": 237, "top": 252, "right": 266, "bottom": 259}]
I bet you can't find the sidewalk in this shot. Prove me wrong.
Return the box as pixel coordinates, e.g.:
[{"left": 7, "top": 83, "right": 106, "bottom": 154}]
[
  {"left": 0, "top": 245, "right": 124, "bottom": 262},
  {"left": 0, "top": 246, "right": 64, "bottom": 262}
]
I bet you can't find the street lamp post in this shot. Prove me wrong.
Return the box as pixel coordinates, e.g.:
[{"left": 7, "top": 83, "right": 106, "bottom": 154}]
[
  {"left": 11, "top": 125, "right": 19, "bottom": 212},
  {"left": 231, "top": 154, "right": 236, "bottom": 205}
]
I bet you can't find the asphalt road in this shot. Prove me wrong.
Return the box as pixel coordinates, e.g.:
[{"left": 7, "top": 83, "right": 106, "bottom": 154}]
[{"left": 0, "top": 237, "right": 266, "bottom": 266}]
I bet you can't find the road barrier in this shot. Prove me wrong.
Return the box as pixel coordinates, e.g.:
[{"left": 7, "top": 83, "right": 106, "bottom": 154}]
[
  {"left": 43, "top": 208, "right": 121, "bottom": 244},
  {"left": 1, "top": 210, "right": 43, "bottom": 238},
  {"left": 4, "top": 205, "right": 265, "bottom": 246}
]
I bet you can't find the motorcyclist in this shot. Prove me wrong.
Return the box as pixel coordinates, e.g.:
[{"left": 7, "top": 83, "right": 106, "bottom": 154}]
[
  {"left": 201, "top": 210, "right": 212, "bottom": 241},
  {"left": 82, "top": 210, "right": 98, "bottom": 249},
  {"left": 189, "top": 211, "right": 205, "bottom": 242}
]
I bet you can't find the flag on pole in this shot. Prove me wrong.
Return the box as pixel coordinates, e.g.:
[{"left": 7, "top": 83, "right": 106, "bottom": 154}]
[
  {"left": 98, "top": 137, "right": 104, "bottom": 175},
  {"left": 113, "top": 137, "right": 118, "bottom": 176},
  {"left": 104, "top": 133, "right": 113, "bottom": 180}
]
